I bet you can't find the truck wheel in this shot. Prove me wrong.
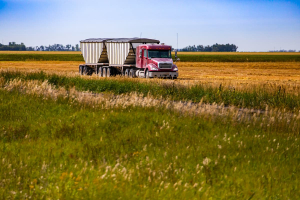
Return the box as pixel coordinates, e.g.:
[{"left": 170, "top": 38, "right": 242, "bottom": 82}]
[
  {"left": 145, "top": 70, "right": 150, "bottom": 79},
  {"left": 103, "top": 68, "right": 107, "bottom": 77},
  {"left": 129, "top": 69, "right": 134, "bottom": 78},
  {"left": 107, "top": 68, "right": 111, "bottom": 77},
  {"left": 125, "top": 69, "right": 129, "bottom": 77},
  {"left": 98, "top": 67, "right": 103, "bottom": 77}
]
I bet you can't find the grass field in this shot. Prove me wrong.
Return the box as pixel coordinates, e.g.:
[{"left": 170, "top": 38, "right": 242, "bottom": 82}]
[
  {"left": 0, "top": 51, "right": 81, "bottom": 54},
  {"left": 1, "top": 52, "right": 300, "bottom": 62},
  {"left": 0, "top": 79, "right": 300, "bottom": 199},
  {"left": 1, "top": 52, "right": 300, "bottom": 198},
  {"left": 1, "top": 70, "right": 300, "bottom": 111}
]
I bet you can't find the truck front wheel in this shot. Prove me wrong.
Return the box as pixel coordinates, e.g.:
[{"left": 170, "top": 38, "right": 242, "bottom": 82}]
[{"left": 145, "top": 70, "right": 151, "bottom": 79}]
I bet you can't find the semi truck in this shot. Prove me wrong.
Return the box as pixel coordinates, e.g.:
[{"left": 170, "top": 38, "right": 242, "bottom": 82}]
[{"left": 79, "top": 38, "right": 178, "bottom": 79}]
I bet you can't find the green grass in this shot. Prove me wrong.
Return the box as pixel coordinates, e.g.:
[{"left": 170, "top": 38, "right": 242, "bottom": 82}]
[
  {"left": 1, "top": 70, "right": 300, "bottom": 111},
  {"left": 0, "top": 89, "right": 299, "bottom": 199},
  {"left": 0, "top": 54, "right": 84, "bottom": 61},
  {"left": 173, "top": 54, "right": 300, "bottom": 62},
  {"left": 1, "top": 53, "right": 300, "bottom": 62}
]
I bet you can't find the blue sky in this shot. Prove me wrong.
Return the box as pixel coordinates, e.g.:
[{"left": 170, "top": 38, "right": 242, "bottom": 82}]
[{"left": 0, "top": 0, "right": 299, "bottom": 51}]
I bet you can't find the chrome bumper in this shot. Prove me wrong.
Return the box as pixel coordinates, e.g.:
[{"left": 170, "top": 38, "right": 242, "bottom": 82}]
[{"left": 148, "top": 71, "right": 178, "bottom": 78}]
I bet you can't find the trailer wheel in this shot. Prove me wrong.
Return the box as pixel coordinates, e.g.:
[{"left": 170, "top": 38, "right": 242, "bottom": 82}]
[
  {"left": 79, "top": 65, "right": 83, "bottom": 75},
  {"left": 103, "top": 68, "right": 107, "bottom": 77},
  {"left": 87, "top": 68, "right": 93, "bottom": 76},
  {"left": 107, "top": 68, "right": 111, "bottom": 77},
  {"left": 83, "top": 66, "right": 88, "bottom": 75},
  {"left": 98, "top": 67, "right": 103, "bottom": 77},
  {"left": 125, "top": 69, "right": 129, "bottom": 77}
]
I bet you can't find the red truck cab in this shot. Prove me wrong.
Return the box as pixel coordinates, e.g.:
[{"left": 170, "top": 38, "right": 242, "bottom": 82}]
[{"left": 136, "top": 44, "right": 178, "bottom": 79}]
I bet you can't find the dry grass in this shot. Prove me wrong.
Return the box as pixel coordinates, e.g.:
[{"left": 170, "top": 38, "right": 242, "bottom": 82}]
[{"left": 2, "top": 78, "right": 298, "bottom": 128}]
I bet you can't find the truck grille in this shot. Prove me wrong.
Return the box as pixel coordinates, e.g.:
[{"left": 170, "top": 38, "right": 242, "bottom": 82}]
[{"left": 159, "top": 63, "right": 172, "bottom": 69}]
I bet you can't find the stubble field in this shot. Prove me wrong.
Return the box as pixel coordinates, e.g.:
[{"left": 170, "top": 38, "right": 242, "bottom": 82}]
[
  {"left": 0, "top": 52, "right": 300, "bottom": 199},
  {"left": 1, "top": 60, "right": 300, "bottom": 93}
]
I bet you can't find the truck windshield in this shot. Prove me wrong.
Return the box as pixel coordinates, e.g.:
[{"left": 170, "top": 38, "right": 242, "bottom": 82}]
[{"left": 148, "top": 50, "right": 171, "bottom": 58}]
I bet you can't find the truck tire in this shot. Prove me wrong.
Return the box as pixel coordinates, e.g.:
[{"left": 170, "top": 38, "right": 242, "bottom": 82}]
[
  {"left": 129, "top": 69, "right": 135, "bottom": 78},
  {"left": 83, "top": 66, "right": 88, "bottom": 75},
  {"left": 145, "top": 70, "right": 150, "bottom": 79},
  {"left": 103, "top": 68, "right": 107, "bottom": 77},
  {"left": 125, "top": 69, "right": 129, "bottom": 77},
  {"left": 107, "top": 68, "right": 111, "bottom": 77},
  {"left": 87, "top": 68, "right": 93, "bottom": 76},
  {"left": 98, "top": 67, "right": 103, "bottom": 77},
  {"left": 79, "top": 65, "right": 83, "bottom": 75}
]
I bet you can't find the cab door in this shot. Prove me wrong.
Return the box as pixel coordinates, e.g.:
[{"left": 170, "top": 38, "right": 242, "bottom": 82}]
[{"left": 142, "top": 49, "right": 147, "bottom": 68}]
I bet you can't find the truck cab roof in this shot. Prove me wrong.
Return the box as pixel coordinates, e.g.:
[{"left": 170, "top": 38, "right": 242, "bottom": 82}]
[{"left": 139, "top": 44, "right": 172, "bottom": 50}]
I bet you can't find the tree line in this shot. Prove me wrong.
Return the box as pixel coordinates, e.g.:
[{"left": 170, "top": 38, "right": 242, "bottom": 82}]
[
  {"left": 1, "top": 42, "right": 240, "bottom": 52},
  {"left": 0, "top": 42, "right": 80, "bottom": 51},
  {"left": 0, "top": 42, "right": 26, "bottom": 51},
  {"left": 180, "top": 43, "right": 238, "bottom": 52}
]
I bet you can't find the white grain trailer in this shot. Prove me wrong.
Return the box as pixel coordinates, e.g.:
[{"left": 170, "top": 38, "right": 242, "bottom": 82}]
[{"left": 79, "top": 38, "right": 159, "bottom": 77}]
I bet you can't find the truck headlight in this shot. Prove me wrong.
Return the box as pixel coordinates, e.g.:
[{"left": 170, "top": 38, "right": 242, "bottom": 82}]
[
  {"left": 173, "top": 67, "right": 178, "bottom": 71},
  {"left": 150, "top": 66, "right": 158, "bottom": 71}
]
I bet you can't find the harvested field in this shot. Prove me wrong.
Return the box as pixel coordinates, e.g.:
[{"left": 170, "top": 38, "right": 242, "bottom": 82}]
[
  {"left": 1, "top": 61, "right": 300, "bottom": 97},
  {"left": 0, "top": 61, "right": 81, "bottom": 72},
  {"left": 1, "top": 61, "right": 300, "bottom": 89},
  {"left": 177, "top": 62, "right": 300, "bottom": 88}
]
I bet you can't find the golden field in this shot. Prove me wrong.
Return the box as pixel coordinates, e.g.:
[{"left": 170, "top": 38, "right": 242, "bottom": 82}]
[{"left": 1, "top": 61, "right": 300, "bottom": 94}]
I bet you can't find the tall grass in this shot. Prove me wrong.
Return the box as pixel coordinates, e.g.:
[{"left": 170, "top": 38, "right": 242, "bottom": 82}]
[
  {"left": 1, "top": 70, "right": 300, "bottom": 111},
  {"left": 0, "top": 88, "right": 299, "bottom": 199}
]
